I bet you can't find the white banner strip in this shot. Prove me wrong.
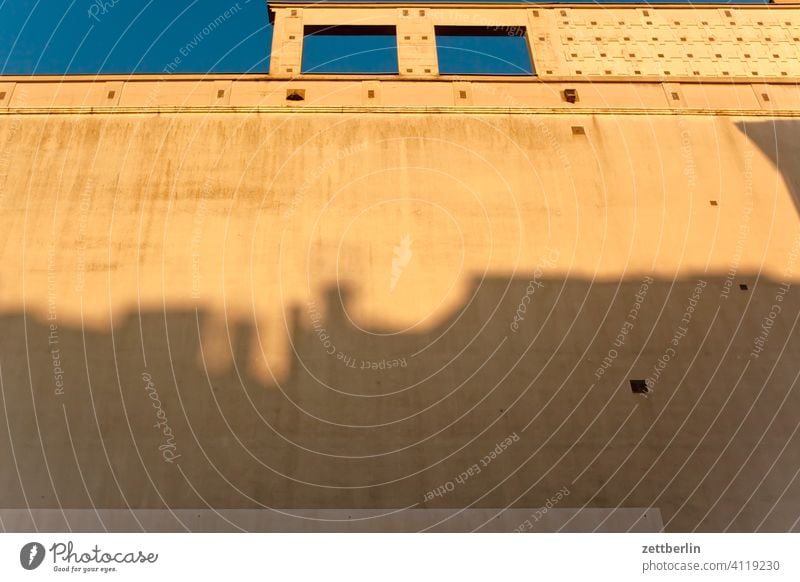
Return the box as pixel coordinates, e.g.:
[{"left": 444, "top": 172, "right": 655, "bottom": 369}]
[{"left": 1, "top": 534, "right": 797, "bottom": 581}]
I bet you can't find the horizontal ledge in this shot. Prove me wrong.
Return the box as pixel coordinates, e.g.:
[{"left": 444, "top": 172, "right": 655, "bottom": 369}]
[
  {"left": 2, "top": 106, "right": 799, "bottom": 116},
  {"left": 2, "top": 76, "right": 800, "bottom": 85},
  {"left": 0, "top": 73, "right": 270, "bottom": 83},
  {"left": 270, "top": 2, "right": 800, "bottom": 9},
  {"left": 0, "top": 507, "right": 663, "bottom": 532}
]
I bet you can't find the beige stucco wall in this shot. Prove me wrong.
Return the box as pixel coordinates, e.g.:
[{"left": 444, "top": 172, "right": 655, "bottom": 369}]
[
  {"left": 270, "top": 3, "right": 800, "bottom": 79},
  {"left": 1, "top": 106, "right": 800, "bottom": 531}
]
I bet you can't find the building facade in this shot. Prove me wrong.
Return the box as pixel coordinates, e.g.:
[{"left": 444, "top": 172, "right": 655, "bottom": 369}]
[{"left": 1, "top": 2, "right": 799, "bottom": 532}]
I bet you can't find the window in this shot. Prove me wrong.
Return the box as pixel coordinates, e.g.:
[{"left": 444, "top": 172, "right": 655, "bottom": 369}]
[
  {"left": 434, "top": 26, "right": 534, "bottom": 76},
  {"left": 301, "top": 25, "right": 398, "bottom": 74}
]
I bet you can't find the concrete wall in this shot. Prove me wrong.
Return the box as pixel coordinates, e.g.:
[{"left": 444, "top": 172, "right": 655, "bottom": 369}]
[
  {"left": 3, "top": 77, "right": 800, "bottom": 111},
  {"left": 1, "top": 109, "right": 800, "bottom": 531},
  {"left": 270, "top": 3, "right": 800, "bottom": 79}
]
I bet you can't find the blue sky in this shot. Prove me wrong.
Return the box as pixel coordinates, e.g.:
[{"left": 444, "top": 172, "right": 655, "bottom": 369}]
[
  {"left": 0, "top": 0, "right": 271, "bottom": 74},
  {"left": 0, "top": 0, "right": 769, "bottom": 75}
]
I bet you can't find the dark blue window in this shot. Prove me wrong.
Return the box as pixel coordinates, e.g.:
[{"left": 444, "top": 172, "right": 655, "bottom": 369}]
[
  {"left": 301, "top": 25, "right": 398, "bottom": 74},
  {"left": 435, "top": 26, "right": 534, "bottom": 76}
]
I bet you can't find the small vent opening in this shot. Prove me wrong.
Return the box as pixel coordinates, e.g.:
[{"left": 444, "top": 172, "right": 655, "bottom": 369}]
[
  {"left": 286, "top": 89, "right": 305, "bottom": 101},
  {"left": 630, "top": 380, "right": 649, "bottom": 394}
]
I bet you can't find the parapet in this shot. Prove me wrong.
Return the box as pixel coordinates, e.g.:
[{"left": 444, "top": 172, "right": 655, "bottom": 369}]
[{"left": 1, "top": 2, "right": 799, "bottom": 112}]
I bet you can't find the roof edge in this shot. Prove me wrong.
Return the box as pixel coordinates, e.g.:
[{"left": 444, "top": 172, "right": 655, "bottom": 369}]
[{"left": 268, "top": 1, "right": 796, "bottom": 7}]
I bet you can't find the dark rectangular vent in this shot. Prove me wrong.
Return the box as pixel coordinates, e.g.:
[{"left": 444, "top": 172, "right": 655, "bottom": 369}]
[
  {"left": 630, "top": 380, "right": 649, "bottom": 394},
  {"left": 286, "top": 89, "right": 305, "bottom": 101}
]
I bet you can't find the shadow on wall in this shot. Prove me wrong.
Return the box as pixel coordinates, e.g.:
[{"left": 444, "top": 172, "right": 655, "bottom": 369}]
[
  {"left": 736, "top": 119, "right": 800, "bottom": 212},
  {"left": 1, "top": 274, "right": 800, "bottom": 532}
]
